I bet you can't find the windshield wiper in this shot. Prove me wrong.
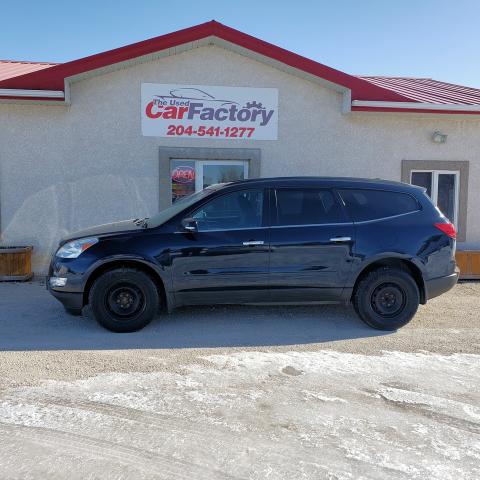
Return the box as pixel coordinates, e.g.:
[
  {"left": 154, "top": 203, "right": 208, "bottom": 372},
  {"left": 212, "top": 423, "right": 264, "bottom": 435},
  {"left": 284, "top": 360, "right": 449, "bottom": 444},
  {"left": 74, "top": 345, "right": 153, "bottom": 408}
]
[{"left": 133, "top": 217, "right": 149, "bottom": 229}]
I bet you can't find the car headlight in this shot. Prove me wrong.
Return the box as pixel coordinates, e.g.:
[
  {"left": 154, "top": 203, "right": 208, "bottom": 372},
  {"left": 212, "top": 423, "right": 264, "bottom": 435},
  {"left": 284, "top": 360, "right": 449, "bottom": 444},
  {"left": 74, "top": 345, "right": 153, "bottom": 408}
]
[{"left": 56, "top": 237, "right": 99, "bottom": 258}]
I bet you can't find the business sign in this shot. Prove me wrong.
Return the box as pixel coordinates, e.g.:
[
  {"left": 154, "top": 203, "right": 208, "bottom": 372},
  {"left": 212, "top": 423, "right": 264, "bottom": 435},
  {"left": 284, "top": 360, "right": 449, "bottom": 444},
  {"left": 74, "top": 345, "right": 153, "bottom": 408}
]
[{"left": 141, "top": 83, "right": 278, "bottom": 140}]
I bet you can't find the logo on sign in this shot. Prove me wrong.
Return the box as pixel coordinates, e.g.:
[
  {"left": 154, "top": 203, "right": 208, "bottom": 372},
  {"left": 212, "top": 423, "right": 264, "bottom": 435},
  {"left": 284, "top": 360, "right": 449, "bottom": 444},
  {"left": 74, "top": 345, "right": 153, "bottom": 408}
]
[
  {"left": 146, "top": 88, "right": 274, "bottom": 126},
  {"left": 172, "top": 166, "right": 195, "bottom": 184}
]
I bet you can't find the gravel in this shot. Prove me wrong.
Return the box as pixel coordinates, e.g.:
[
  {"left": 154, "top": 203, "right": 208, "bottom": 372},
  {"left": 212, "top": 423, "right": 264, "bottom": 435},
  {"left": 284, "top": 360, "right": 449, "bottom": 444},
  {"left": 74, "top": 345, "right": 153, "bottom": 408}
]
[
  {"left": 0, "top": 281, "right": 479, "bottom": 479},
  {"left": 0, "top": 281, "right": 479, "bottom": 387}
]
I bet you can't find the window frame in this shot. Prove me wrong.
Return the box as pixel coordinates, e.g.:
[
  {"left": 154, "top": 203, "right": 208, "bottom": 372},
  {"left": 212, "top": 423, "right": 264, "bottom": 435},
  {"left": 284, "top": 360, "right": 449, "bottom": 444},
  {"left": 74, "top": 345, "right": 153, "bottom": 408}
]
[
  {"left": 410, "top": 169, "right": 460, "bottom": 226},
  {"left": 271, "top": 187, "right": 350, "bottom": 228}
]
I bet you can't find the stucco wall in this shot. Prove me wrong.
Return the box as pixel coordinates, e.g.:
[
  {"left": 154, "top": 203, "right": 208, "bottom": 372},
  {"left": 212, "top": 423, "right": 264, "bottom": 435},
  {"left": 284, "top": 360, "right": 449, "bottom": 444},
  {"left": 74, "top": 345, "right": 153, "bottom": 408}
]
[{"left": 1, "top": 45, "right": 479, "bottom": 273}]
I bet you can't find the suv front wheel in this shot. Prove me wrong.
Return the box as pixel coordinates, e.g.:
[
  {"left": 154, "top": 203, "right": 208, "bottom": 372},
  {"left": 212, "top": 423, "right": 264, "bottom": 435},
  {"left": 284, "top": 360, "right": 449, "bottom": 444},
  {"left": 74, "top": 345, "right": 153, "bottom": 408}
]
[
  {"left": 89, "top": 268, "right": 159, "bottom": 332},
  {"left": 353, "top": 267, "right": 420, "bottom": 330}
]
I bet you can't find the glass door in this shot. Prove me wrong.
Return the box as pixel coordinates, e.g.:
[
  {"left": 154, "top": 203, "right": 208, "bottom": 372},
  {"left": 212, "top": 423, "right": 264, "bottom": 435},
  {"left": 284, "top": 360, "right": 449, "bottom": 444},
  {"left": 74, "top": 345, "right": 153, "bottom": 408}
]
[
  {"left": 411, "top": 170, "right": 459, "bottom": 225},
  {"left": 196, "top": 161, "right": 248, "bottom": 191},
  {"left": 437, "top": 173, "right": 457, "bottom": 223},
  {"left": 171, "top": 159, "right": 248, "bottom": 203}
]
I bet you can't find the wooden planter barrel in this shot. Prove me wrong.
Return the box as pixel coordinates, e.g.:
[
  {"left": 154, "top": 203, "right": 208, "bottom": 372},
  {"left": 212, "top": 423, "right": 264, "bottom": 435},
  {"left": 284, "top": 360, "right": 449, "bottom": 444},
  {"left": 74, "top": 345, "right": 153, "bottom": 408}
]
[
  {"left": 0, "top": 246, "right": 33, "bottom": 281},
  {"left": 455, "top": 250, "right": 480, "bottom": 280}
]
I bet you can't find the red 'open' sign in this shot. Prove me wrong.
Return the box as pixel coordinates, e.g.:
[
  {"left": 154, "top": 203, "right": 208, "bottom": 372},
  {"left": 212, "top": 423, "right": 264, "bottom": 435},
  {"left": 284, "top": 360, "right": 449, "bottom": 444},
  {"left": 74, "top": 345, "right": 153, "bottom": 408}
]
[{"left": 172, "top": 166, "right": 195, "bottom": 184}]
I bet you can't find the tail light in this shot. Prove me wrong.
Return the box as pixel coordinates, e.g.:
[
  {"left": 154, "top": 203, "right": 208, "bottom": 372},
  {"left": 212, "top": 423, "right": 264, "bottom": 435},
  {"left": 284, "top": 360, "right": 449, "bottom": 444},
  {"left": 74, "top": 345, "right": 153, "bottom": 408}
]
[{"left": 434, "top": 222, "right": 456, "bottom": 239}]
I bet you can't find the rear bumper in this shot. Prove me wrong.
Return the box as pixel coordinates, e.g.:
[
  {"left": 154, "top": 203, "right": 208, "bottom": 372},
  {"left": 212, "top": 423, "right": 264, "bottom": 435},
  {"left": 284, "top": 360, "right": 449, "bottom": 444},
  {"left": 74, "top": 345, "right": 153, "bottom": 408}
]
[{"left": 425, "top": 269, "right": 459, "bottom": 301}]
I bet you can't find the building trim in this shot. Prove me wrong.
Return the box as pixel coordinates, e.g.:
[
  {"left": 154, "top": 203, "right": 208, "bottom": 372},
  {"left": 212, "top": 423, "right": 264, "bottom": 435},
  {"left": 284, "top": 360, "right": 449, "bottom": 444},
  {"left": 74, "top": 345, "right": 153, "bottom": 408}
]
[
  {"left": 0, "top": 88, "right": 64, "bottom": 99},
  {"left": 352, "top": 100, "right": 480, "bottom": 115},
  {"left": 0, "top": 98, "right": 66, "bottom": 105}
]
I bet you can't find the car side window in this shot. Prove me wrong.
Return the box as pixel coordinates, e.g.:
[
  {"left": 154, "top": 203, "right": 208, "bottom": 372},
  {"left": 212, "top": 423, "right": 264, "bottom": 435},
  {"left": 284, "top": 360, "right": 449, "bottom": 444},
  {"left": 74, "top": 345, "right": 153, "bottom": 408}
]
[
  {"left": 338, "top": 189, "right": 420, "bottom": 222},
  {"left": 274, "top": 188, "right": 344, "bottom": 226},
  {"left": 192, "top": 189, "right": 264, "bottom": 231}
]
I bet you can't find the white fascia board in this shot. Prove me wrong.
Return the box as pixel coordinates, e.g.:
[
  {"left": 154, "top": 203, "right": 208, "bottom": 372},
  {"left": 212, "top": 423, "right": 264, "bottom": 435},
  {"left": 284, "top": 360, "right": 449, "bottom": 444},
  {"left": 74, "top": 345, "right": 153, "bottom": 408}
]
[
  {"left": 63, "top": 79, "right": 71, "bottom": 105},
  {"left": 0, "top": 88, "right": 65, "bottom": 99},
  {"left": 352, "top": 100, "right": 480, "bottom": 112},
  {"left": 342, "top": 90, "right": 352, "bottom": 113}
]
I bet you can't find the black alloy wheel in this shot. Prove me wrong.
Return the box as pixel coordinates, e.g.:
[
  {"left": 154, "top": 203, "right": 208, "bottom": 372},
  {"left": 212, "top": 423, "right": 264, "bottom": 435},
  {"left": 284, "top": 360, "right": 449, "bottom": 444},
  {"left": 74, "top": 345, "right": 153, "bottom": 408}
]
[
  {"left": 370, "top": 282, "right": 406, "bottom": 318},
  {"left": 106, "top": 283, "right": 145, "bottom": 319}
]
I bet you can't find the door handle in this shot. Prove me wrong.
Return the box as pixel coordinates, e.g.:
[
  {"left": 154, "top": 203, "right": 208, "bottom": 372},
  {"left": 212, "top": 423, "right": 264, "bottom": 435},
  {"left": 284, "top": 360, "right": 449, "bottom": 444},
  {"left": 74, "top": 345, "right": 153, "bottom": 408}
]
[
  {"left": 329, "top": 236, "right": 352, "bottom": 243},
  {"left": 242, "top": 240, "right": 265, "bottom": 246}
]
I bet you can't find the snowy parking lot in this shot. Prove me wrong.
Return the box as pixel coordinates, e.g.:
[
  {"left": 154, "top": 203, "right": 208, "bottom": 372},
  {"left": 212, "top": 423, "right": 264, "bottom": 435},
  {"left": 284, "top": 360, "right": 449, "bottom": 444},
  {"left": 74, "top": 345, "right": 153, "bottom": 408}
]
[{"left": 0, "top": 281, "right": 479, "bottom": 479}]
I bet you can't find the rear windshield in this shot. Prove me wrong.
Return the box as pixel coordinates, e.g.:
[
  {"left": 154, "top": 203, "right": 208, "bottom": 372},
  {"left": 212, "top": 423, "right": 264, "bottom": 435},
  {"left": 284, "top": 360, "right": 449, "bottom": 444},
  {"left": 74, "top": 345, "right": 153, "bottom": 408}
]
[{"left": 338, "top": 189, "right": 420, "bottom": 222}]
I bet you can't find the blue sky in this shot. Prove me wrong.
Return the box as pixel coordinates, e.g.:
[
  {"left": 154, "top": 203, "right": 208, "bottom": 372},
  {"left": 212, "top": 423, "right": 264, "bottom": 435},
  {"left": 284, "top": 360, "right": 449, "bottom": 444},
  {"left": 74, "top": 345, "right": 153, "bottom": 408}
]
[{"left": 2, "top": 0, "right": 480, "bottom": 87}]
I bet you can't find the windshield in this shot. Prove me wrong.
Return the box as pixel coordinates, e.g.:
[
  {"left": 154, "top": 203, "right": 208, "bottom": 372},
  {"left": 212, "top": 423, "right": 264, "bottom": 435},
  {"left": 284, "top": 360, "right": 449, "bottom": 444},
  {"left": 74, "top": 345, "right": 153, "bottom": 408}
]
[{"left": 147, "top": 185, "right": 223, "bottom": 228}]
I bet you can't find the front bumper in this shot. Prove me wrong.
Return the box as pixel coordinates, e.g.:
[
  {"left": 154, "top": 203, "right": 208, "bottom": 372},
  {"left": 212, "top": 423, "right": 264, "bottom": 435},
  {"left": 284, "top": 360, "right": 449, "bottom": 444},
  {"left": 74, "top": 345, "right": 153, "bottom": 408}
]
[
  {"left": 425, "top": 268, "right": 459, "bottom": 300},
  {"left": 49, "top": 287, "right": 84, "bottom": 310},
  {"left": 47, "top": 274, "right": 84, "bottom": 311}
]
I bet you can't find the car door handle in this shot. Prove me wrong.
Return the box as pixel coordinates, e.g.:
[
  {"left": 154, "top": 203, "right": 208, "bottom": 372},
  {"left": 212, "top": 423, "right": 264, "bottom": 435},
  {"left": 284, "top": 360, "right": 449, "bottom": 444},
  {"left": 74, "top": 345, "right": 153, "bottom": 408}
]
[
  {"left": 329, "top": 236, "right": 352, "bottom": 243},
  {"left": 242, "top": 240, "right": 265, "bottom": 246}
]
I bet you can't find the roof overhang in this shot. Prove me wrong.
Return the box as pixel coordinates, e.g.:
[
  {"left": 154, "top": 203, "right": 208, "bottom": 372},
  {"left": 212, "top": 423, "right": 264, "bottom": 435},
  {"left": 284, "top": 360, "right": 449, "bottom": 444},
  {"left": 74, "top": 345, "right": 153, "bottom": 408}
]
[{"left": 352, "top": 100, "right": 480, "bottom": 115}]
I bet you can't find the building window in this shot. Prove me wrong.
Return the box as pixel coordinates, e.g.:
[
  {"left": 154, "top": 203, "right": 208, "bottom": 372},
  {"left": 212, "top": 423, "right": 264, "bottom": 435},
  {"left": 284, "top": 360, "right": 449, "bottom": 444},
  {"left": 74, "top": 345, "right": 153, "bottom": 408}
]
[
  {"left": 170, "top": 160, "right": 248, "bottom": 203},
  {"left": 401, "top": 160, "right": 469, "bottom": 242},
  {"left": 159, "top": 147, "right": 261, "bottom": 210},
  {"left": 410, "top": 170, "right": 459, "bottom": 225}
]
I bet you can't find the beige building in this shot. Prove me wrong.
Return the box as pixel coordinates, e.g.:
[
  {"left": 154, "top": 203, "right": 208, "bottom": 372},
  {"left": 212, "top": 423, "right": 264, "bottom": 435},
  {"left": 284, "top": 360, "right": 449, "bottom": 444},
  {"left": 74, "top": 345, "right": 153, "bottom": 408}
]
[{"left": 1, "top": 21, "right": 479, "bottom": 273}]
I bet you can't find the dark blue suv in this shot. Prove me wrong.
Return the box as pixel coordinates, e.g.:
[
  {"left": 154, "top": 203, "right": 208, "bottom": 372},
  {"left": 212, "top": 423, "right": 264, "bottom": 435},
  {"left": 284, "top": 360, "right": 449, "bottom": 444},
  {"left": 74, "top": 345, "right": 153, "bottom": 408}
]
[{"left": 47, "top": 177, "right": 459, "bottom": 332}]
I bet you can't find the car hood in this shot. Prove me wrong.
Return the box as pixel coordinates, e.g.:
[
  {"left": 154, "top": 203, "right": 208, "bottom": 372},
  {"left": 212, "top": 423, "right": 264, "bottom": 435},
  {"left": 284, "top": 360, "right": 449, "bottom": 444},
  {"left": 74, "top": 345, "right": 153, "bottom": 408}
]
[{"left": 60, "top": 219, "right": 146, "bottom": 244}]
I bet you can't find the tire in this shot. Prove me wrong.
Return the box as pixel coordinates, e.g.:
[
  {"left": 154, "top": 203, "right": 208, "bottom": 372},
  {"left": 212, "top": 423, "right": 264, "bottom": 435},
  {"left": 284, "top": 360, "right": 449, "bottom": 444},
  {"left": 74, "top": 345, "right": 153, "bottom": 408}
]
[
  {"left": 64, "top": 307, "right": 83, "bottom": 316},
  {"left": 353, "top": 267, "right": 419, "bottom": 331},
  {"left": 89, "top": 268, "right": 159, "bottom": 332}
]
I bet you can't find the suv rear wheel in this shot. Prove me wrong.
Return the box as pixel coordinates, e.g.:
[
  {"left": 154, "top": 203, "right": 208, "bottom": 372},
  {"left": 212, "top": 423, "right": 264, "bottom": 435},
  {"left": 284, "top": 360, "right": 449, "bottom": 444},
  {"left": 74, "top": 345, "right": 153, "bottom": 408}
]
[
  {"left": 353, "top": 267, "right": 420, "bottom": 330},
  {"left": 89, "top": 268, "right": 159, "bottom": 332}
]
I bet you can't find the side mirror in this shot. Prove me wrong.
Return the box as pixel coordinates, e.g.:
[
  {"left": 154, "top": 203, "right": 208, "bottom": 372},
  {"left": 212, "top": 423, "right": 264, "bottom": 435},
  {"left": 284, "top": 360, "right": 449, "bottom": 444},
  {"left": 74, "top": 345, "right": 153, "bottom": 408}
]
[{"left": 181, "top": 218, "right": 198, "bottom": 233}]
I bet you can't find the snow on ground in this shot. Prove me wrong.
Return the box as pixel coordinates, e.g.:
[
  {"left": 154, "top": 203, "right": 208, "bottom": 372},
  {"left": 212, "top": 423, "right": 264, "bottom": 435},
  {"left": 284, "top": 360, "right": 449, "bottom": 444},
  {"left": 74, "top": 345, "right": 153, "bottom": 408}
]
[{"left": 0, "top": 350, "right": 479, "bottom": 479}]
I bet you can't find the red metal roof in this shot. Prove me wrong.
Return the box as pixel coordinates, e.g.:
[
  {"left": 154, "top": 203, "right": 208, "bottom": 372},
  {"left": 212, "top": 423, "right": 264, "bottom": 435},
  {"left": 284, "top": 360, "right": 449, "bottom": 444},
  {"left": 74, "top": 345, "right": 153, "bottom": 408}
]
[
  {"left": 0, "top": 60, "right": 57, "bottom": 82},
  {"left": 358, "top": 76, "right": 480, "bottom": 106},
  {"left": 0, "top": 21, "right": 408, "bottom": 103},
  {"left": 1, "top": 21, "right": 479, "bottom": 114}
]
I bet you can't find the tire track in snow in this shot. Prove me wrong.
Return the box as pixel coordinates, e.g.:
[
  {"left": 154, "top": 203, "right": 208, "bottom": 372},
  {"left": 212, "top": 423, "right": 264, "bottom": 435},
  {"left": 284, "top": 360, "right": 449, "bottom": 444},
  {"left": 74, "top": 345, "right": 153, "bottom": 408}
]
[
  {"left": 19, "top": 397, "right": 352, "bottom": 479},
  {"left": 46, "top": 398, "right": 323, "bottom": 469},
  {"left": 378, "top": 386, "right": 480, "bottom": 435},
  {"left": 0, "top": 421, "right": 239, "bottom": 480},
  {"left": 49, "top": 398, "right": 463, "bottom": 479}
]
